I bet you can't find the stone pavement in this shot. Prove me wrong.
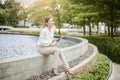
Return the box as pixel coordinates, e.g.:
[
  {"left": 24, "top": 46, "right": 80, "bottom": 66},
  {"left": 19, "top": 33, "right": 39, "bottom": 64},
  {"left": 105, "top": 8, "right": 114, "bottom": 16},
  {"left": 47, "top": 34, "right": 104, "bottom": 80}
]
[{"left": 114, "top": 63, "right": 120, "bottom": 80}]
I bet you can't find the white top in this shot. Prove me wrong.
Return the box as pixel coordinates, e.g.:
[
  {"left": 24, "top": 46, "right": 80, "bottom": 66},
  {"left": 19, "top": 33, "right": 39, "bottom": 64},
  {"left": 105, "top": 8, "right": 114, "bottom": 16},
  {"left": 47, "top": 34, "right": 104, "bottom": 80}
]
[{"left": 37, "top": 27, "right": 55, "bottom": 46}]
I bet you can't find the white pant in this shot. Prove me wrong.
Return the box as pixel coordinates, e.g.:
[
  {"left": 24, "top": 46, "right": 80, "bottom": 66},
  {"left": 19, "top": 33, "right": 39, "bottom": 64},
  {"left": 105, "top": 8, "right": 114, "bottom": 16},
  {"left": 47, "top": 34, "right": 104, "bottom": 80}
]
[{"left": 38, "top": 46, "right": 69, "bottom": 69}]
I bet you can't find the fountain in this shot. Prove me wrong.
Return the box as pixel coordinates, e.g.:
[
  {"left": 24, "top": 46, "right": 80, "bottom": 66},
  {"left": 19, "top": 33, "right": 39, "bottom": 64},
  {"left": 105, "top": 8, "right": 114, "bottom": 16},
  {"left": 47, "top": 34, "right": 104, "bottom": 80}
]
[{"left": 0, "top": 33, "right": 89, "bottom": 80}]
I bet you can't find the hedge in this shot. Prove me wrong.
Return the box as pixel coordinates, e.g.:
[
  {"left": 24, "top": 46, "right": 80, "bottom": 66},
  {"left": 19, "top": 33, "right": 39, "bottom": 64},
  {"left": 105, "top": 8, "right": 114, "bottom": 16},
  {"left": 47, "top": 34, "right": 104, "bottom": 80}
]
[
  {"left": 82, "top": 36, "right": 120, "bottom": 63},
  {"left": 70, "top": 54, "right": 110, "bottom": 80},
  {"left": 7, "top": 28, "right": 67, "bottom": 35}
]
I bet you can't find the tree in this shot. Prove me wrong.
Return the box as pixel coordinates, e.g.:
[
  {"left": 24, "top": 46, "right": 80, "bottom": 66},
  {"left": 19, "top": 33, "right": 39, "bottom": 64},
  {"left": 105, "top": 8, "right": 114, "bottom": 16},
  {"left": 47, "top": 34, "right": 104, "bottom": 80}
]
[
  {"left": 19, "top": 7, "right": 29, "bottom": 27},
  {"left": 0, "top": 0, "right": 23, "bottom": 26},
  {"left": 27, "top": 0, "right": 50, "bottom": 26},
  {"left": 27, "top": 0, "right": 69, "bottom": 35},
  {"left": 70, "top": 0, "right": 120, "bottom": 37},
  {"left": 4, "top": 0, "right": 23, "bottom": 26},
  {"left": 0, "top": 1, "right": 9, "bottom": 25},
  {"left": 62, "top": 2, "right": 99, "bottom": 36}
]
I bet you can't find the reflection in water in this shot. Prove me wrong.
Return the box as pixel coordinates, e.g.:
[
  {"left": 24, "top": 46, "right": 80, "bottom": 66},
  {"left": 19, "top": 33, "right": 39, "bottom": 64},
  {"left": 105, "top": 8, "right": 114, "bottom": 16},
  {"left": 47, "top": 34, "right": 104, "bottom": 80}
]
[{"left": 0, "top": 34, "right": 77, "bottom": 60}]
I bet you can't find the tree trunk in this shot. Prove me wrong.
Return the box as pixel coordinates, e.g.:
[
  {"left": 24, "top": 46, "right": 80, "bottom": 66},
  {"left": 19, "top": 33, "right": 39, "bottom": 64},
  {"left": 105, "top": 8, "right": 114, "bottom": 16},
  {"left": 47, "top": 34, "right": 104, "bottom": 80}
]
[
  {"left": 88, "top": 17, "right": 92, "bottom": 36},
  {"left": 110, "top": 7, "right": 115, "bottom": 38},
  {"left": 110, "top": 22, "right": 114, "bottom": 38},
  {"left": 96, "top": 22, "right": 99, "bottom": 35},
  {"left": 107, "top": 25, "right": 111, "bottom": 37},
  {"left": 114, "top": 23, "right": 117, "bottom": 34},
  {"left": 56, "top": 10, "right": 61, "bottom": 35},
  {"left": 83, "top": 18, "right": 86, "bottom": 36},
  {"left": 24, "top": 19, "right": 26, "bottom": 27},
  {"left": 104, "top": 25, "right": 107, "bottom": 34}
]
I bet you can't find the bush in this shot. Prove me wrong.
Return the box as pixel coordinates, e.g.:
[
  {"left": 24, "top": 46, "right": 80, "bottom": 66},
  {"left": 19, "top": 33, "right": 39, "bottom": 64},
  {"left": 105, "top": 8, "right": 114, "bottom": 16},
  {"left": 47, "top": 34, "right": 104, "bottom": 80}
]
[
  {"left": 82, "top": 36, "right": 120, "bottom": 63},
  {"left": 7, "top": 28, "right": 67, "bottom": 35},
  {"left": 7, "top": 29, "right": 40, "bottom": 34},
  {"left": 54, "top": 31, "right": 67, "bottom": 35},
  {"left": 70, "top": 54, "right": 110, "bottom": 80}
]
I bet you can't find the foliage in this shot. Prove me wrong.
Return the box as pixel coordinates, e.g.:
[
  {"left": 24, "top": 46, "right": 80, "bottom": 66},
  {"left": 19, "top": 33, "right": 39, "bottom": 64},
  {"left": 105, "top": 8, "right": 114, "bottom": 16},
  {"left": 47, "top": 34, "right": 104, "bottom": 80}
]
[
  {"left": 70, "top": 54, "right": 110, "bottom": 80},
  {"left": 82, "top": 36, "right": 120, "bottom": 63},
  {"left": 0, "top": 0, "right": 23, "bottom": 26},
  {"left": 18, "top": 7, "right": 29, "bottom": 27},
  {"left": 0, "top": 8, "right": 9, "bottom": 25},
  {"left": 65, "top": 0, "right": 120, "bottom": 37},
  {"left": 27, "top": 0, "right": 69, "bottom": 27},
  {"left": 0, "top": 2, "right": 8, "bottom": 25}
]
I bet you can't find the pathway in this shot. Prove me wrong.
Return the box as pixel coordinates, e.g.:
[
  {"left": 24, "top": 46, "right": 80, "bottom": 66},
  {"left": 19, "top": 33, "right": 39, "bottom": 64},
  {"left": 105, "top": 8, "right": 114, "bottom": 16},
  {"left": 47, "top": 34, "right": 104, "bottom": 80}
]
[{"left": 114, "top": 63, "right": 120, "bottom": 80}]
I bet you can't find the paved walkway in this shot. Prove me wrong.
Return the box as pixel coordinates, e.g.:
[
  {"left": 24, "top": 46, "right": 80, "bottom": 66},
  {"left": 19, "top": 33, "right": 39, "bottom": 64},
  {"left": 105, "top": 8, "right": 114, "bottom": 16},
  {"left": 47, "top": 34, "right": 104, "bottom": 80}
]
[{"left": 114, "top": 63, "right": 120, "bottom": 80}]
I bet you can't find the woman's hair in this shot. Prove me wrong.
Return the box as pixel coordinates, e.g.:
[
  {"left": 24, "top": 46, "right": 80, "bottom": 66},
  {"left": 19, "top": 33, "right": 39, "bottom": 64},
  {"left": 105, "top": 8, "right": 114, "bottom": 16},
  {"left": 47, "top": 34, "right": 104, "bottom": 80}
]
[{"left": 45, "top": 17, "right": 51, "bottom": 23}]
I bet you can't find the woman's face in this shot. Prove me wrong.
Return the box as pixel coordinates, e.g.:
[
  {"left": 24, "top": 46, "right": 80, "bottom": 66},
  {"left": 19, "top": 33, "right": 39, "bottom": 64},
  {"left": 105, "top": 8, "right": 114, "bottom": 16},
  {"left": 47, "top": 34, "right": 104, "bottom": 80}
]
[{"left": 46, "top": 18, "right": 54, "bottom": 28}]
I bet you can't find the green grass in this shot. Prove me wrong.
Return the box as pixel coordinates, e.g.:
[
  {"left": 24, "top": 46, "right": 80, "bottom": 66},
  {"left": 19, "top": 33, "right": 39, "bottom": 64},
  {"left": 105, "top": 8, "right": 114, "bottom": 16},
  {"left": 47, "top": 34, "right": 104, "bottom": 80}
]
[
  {"left": 69, "top": 54, "right": 110, "bottom": 80},
  {"left": 7, "top": 28, "right": 40, "bottom": 34},
  {"left": 7, "top": 28, "right": 67, "bottom": 35}
]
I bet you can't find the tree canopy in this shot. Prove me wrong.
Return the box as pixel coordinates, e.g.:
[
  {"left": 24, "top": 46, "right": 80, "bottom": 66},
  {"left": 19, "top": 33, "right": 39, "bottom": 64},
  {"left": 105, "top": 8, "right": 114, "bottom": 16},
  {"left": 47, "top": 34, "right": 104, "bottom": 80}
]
[
  {"left": 0, "top": 0, "right": 120, "bottom": 37},
  {"left": 0, "top": 0, "right": 23, "bottom": 26},
  {"left": 64, "top": 0, "right": 120, "bottom": 37}
]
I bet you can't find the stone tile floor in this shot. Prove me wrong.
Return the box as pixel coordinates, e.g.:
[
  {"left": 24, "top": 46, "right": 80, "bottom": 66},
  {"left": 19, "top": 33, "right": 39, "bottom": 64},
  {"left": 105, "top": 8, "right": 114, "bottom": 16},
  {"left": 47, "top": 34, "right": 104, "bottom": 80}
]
[{"left": 114, "top": 63, "right": 120, "bottom": 80}]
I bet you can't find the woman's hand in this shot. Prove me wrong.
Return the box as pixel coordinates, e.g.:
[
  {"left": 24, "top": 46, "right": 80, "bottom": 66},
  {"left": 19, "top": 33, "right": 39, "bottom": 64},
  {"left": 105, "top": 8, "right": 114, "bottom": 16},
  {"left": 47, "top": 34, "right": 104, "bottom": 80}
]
[
  {"left": 50, "top": 38, "right": 60, "bottom": 46},
  {"left": 51, "top": 38, "right": 60, "bottom": 43},
  {"left": 55, "top": 38, "right": 60, "bottom": 42},
  {"left": 55, "top": 38, "right": 61, "bottom": 42}
]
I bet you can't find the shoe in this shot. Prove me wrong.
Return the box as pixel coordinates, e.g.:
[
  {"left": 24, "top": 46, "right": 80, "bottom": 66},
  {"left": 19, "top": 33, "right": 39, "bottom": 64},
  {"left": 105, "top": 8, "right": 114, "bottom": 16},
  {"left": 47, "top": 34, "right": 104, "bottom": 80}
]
[
  {"left": 52, "top": 68, "right": 60, "bottom": 76},
  {"left": 64, "top": 67, "right": 74, "bottom": 76}
]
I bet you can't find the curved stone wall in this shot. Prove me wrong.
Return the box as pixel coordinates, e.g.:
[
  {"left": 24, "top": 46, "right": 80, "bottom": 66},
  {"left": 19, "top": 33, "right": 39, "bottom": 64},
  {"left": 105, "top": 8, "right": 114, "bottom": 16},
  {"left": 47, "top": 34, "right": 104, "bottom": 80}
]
[
  {"left": 0, "top": 36, "right": 88, "bottom": 80},
  {"left": 61, "top": 36, "right": 88, "bottom": 62},
  {"left": 49, "top": 43, "right": 98, "bottom": 80}
]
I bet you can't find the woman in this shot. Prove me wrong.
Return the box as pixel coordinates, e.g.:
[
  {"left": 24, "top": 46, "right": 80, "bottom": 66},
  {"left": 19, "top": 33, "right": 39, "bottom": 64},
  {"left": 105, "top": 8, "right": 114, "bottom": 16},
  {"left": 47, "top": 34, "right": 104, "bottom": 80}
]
[{"left": 37, "top": 17, "right": 74, "bottom": 76}]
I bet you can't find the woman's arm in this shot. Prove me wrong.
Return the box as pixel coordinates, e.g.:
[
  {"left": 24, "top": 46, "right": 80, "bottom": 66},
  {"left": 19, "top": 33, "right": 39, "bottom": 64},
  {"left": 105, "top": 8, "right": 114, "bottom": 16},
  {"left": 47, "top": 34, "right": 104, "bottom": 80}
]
[{"left": 38, "top": 29, "right": 52, "bottom": 46}]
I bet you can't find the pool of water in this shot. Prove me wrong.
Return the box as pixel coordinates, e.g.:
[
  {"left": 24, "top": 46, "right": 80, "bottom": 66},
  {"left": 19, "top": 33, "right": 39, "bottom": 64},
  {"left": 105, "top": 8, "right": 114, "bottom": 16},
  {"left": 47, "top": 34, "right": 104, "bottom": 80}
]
[{"left": 0, "top": 34, "right": 77, "bottom": 60}]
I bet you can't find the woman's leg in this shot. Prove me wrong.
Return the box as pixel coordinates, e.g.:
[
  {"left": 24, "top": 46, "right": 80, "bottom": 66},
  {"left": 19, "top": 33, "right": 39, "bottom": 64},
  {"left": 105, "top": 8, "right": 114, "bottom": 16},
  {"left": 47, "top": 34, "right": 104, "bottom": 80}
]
[
  {"left": 59, "top": 50, "right": 74, "bottom": 75},
  {"left": 59, "top": 50, "right": 70, "bottom": 69},
  {"left": 38, "top": 47, "right": 73, "bottom": 75},
  {"left": 39, "top": 47, "right": 60, "bottom": 69}
]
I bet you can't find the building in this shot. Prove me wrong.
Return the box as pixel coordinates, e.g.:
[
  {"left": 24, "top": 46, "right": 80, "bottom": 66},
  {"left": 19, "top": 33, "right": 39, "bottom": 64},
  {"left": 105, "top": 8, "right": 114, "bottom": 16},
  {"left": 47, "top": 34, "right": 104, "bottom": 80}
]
[
  {"left": 15, "top": 0, "right": 35, "bottom": 8},
  {"left": 1, "top": 0, "right": 36, "bottom": 7}
]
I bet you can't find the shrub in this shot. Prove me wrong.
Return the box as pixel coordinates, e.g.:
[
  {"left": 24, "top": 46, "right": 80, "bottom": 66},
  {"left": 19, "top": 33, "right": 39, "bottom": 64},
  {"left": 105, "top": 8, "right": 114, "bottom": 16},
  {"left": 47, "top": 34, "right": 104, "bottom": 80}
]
[
  {"left": 82, "top": 36, "right": 120, "bottom": 63},
  {"left": 70, "top": 54, "right": 110, "bottom": 80}
]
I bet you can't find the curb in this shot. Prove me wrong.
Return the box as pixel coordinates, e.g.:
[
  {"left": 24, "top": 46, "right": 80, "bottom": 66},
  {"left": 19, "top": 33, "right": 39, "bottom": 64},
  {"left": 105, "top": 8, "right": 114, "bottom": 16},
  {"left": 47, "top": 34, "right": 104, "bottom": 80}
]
[{"left": 107, "top": 61, "right": 114, "bottom": 80}]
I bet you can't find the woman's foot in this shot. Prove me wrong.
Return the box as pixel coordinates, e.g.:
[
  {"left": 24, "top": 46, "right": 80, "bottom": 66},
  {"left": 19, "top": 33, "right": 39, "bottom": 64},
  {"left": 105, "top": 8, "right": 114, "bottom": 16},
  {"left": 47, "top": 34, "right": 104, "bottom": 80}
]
[
  {"left": 52, "top": 68, "right": 60, "bottom": 76},
  {"left": 64, "top": 67, "right": 74, "bottom": 76}
]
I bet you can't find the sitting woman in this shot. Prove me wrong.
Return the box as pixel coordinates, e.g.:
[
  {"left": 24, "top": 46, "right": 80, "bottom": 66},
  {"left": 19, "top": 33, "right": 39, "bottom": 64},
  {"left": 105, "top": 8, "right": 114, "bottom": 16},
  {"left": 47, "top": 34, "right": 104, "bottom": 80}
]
[{"left": 37, "top": 17, "right": 74, "bottom": 76}]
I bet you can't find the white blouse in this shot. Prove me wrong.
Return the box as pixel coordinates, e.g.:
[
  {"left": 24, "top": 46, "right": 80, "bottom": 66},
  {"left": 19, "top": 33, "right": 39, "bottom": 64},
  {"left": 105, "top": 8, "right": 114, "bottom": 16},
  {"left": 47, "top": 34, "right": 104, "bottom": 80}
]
[{"left": 37, "top": 27, "right": 55, "bottom": 46}]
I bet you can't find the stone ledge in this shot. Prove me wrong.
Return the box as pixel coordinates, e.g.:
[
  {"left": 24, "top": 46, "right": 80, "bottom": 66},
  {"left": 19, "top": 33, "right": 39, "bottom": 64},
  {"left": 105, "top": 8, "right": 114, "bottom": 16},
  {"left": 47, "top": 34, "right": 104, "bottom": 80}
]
[{"left": 48, "top": 43, "right": 98, "bottom": 80}]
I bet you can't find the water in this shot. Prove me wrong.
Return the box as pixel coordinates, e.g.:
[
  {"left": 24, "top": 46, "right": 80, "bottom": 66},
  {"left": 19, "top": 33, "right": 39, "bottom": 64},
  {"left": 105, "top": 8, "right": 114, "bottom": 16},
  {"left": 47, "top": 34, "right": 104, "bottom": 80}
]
[{"left": 0, "top": 34, "right": 77, "bottom": 60}]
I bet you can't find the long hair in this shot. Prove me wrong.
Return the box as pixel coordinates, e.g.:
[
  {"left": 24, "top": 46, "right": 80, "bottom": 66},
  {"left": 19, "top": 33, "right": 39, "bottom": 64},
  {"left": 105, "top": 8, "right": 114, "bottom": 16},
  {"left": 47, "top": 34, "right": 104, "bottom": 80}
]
[
  {"left": 45, "top": 17, "right": 51, "bottom": 23},
  {"left": 45, "top": 17, "right": 51, "bottom": 27}
]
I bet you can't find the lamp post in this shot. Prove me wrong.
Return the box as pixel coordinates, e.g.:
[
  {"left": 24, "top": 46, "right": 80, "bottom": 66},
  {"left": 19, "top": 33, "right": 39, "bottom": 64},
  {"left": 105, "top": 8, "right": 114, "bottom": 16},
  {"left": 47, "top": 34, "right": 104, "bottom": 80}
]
[{"left": 55, "top": 4, "right": 61, "bottom": 35}]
